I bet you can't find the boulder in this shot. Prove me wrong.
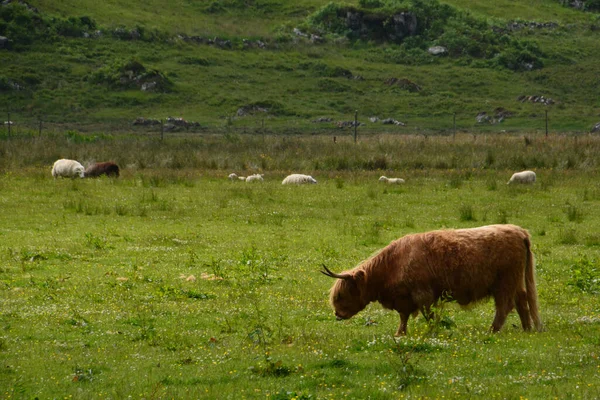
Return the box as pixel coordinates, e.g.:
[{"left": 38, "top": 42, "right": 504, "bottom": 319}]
[
  {"left": 428, "top": 46, "right": 447, "bottom": 55},
  {"left": 312, "top": 117, "right": 333, "bottom": 123},
  {"left": 476, "top": 112, "right": 493, "bottom": 124},
  {"left": 0, "top": 36, "right": 8, "bottom": 49},
  {"left": 133, "top": 117, "right": 161, "bottom": 126},
  {"left": 336, "top": 120, "right": 363, "bottom": 128},
  {"left": 141, "top": 82, "right": 157, "bottom": 91},
  {"left": 591, "top": 122, "right": 600, "bottom": 133},
  {"left": 517, "top": 95, "right": 555, "bottom": 106},
  {"left": 381, "top": 118, "right": 406, "bottom": 126},
  {"left": 568, "top": 0, "right": 585, "bottom": 10},
  {"left": 494, "top": 107, "right": 513, "bottom": 119},
  {"left": 389, "top": 12, "right": 418, "bottom": 40},
  {"left": 293, "top": 28, "right": 308, "bottom": 38},
  {"left": 385, "top": 77, "right": 421, "bottom": 92}
]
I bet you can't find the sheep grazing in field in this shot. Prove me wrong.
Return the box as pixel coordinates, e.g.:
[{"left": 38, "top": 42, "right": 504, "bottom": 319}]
[
  {"left": 51, "top": 159, "right": 84, "bottom": 179},
  {"left": 245, "top": 174, "right": 264, "bottom": 183},
  {"left": 379, "top": 176, "right": 405, "bottom": 184},
  {"left": 282, "top": 174, "right": 317, "bottom": 185},
  {"left": 507, "top": 170, "right": 536, "bottom": 185},
  {"left": 84, "top": 162, "right": 120, "bottom": 178},
  {"left": 228, "top": 173, "right": 246, "bottom": 181}
]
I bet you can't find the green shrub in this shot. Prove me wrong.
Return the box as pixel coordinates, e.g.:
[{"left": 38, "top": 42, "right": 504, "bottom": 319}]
[
  {"left": 459, "top": 204, "right": 475, "bottom": 221},
  {"left": 568, "top": 257, "right": 599, "bottom": 294},
  {"left": 359, "top": 0, "right": 385, "bottom": 8},
  {"left": 0, "top": 3, "right": 97, "bottom": 45},
  {"left": 495, "top": 48, "right": 544, "bottom": 71},
  {"left": 307, "top": 3, "right": 350, "bottom": 36},
  {"left": 88, "top": 58, "right": 173, "bottom": 91}
]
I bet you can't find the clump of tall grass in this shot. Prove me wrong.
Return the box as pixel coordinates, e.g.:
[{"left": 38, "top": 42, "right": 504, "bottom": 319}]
[
  {"left": 558, "top": 229, "right": 578, "bottom": 245},
  {"left": 459, "top": 204, "right": 475, "bottom": 221},
  {"left": 564, "top": 203, "right": 583, "bottom": 223}
]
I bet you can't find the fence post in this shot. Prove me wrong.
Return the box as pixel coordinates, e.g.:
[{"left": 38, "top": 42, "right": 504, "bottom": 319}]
[
  {"left": 545, "top": 110, "right": 548, "bottom": 137},
  {"left": 353, "top": 110, "right": 358, "bottom": 143},
  {"left": 453, "top": 112, "right": 456, "bottom": 139},
  {"left": 38, "top": 117, "right": 43, "bottom": 137}
]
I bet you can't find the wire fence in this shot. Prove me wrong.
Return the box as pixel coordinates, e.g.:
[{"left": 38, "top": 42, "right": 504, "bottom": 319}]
[{"left": 2, "top": 110, "right": 599, "bottom": 140}]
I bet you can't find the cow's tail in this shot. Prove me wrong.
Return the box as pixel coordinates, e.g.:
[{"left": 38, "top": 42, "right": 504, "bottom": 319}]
[{"left": 524, "top": 236, "right": 543, "bottom": 332}]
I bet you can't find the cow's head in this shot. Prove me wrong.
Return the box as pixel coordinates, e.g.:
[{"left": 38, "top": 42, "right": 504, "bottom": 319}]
[{"left": 321, "top": 265, "right": 368, "bottom": 320}]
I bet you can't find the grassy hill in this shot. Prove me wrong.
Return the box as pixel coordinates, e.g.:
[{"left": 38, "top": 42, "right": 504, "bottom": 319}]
[{"left": 1, "top": 0, "right": 600, "bottom": 132}]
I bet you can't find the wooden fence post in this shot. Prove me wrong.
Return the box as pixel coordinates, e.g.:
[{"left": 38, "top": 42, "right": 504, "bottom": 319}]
[
  {"left": 453, "top": 112, "right": 456, "bottom": 139},
  {"left": 353, "top": 110, "right": 358, "bottom": 143}
]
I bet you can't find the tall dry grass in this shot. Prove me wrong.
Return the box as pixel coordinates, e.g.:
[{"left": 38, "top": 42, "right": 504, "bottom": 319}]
[{"left": 1, "top": 131, "right": 599, "bottom": 175}]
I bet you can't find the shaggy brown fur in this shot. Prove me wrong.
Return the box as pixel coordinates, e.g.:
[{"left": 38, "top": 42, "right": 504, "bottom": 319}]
[
  {"left": 84, "top": 162, "right": 120, "bottom": 178},
  {"left": 322, "top": 224, "right": 542, "bottom": 336}
]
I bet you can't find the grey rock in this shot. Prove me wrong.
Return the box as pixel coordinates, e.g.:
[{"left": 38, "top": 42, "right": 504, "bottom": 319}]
[
  {"left": 389, "top": 12, "right": 418, "bottom": 40},
  {"left": 428, "top": 46, "right": 447, "bottom": 55},
  {"left": 381, "top": 118, "right": 406, "bottom": 126},
  {"left": 141, "top": 82, "right": 157, "bottom": 91},
  {"left": 312, "top": 117, "right": 333, "bottom": 123},
  {"left": 293, "top": 28, "right": 308, "bottom": 37}
]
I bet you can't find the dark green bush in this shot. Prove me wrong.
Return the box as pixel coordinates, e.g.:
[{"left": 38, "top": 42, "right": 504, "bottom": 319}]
[
  {"left": 0, "top": 3, "right": 97, "bottom": 45},
  {"left": 88, "top": 59, "right": 173, "bottom": 91}
]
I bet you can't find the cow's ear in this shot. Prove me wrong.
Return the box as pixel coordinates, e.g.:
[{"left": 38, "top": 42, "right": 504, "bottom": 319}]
[{"left": 354, "top": 270, "right": 366, "bottom": 282}]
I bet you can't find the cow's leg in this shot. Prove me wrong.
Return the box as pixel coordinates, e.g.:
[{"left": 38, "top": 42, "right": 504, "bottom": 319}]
[
  {"left": 412, "top": 290, "right": 436, "bottom": 321},
  {"left": 491, "top": 293, "right": 514, "bottom": 332},
  {"left": 514, "top": 289, "right": 532, "bottom": 331},
  {"left": 395, "top": 312, "right": 410, "bottom": 336}
]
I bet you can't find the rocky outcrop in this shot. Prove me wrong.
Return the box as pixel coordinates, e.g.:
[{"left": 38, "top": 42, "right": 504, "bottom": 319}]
[
  {"left": 133, "top": 117, "right": 200, "bottom": 130},
  {"left": 336, "top": 120, "right": 364, "bottom": 128},
  {"left": 385, "top": 77, "right": 422, "bottom": 92},
  {"left": 591, "top": 122, "right": 600, "bottom": 133},
  {"left": 341, "top": 8, "right": 418, "bottom": 42},
  {"left": 133, "top": 117, "right": 161, "bottom": 126},
  {"left": 312, "top": 117, "right": 333, "bottom": 123},
  {"left": 1, "top": 0, "right": 38, "bottom": 13},
  {"left": 517, "top": 95, "right": 555, "bottom": 105}
]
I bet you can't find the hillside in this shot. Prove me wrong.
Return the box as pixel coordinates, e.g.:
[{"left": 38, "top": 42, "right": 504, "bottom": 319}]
[{"left": 1, "top": 0, "right": 600, "bottom": 133}]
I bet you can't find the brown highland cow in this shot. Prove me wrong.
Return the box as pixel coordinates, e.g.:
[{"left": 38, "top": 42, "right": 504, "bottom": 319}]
[
  {"left": 84, "top": 162, "right": 120, "bottom": 178},
  {"left": 322, "top": 224, "right": 542, "bottom": 335}
]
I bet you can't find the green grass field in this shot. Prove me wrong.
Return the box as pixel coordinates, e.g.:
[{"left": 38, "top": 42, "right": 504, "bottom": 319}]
[{"left": 1, "top": 133, "right": 599, "bottom": 398}]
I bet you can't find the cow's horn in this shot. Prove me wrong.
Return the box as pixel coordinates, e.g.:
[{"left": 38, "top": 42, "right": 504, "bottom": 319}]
[{"left": 321, "top": 264, "right": 352, "bottom": 280}]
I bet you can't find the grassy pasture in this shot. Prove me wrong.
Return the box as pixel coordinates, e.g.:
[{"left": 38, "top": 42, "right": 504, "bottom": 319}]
[{"left": 1, "top": 133, "right": 600, "bottom": 399}]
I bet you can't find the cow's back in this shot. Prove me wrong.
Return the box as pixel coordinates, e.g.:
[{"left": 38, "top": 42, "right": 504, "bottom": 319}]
[{"left": 387, "top": 225, "right": 529, "bottom": 305}]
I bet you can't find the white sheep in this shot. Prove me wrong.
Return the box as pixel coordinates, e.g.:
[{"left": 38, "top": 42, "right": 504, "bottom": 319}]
[
  {"left": 245, "top": 174, "right": 264, "bottom": 183},
  {"left": 379, "top": 176, "right": 405, "bottom": 184},
  {"left": 282, "top": 174, "right": 317, "bottom": 185},
  {"left": 51, "top": 159, "right": 85, "bottom": 179},
  {"left": 507, "top": 170, "right": 536, "bottom": 185},
  {"left": 228, "top": 173, "right": 246, "bottom": 181}
]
